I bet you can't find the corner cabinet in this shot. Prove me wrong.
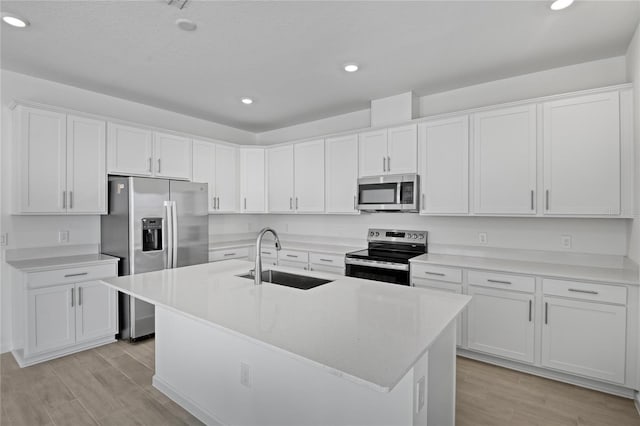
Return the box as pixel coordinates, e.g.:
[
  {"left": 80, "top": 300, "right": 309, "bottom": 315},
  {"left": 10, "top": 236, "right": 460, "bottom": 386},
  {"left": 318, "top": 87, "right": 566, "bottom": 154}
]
[
  {"left": 472, "top": 105, "right": 537, "bottom": 215},
  {"left": 358, "top": 124, "right": 417, "bottom": 177},
  {"left": 13, "top": 106, "right": 107, "bottom": 214},
  {"left": 418, "top": 116, "right": 469, "bottom": 215},
  {"left": 11, "top": 259, "right": 119, "bottom": 367},
  {"left": 108, "top": 124, "right": 192, "bottom": 180},
  {"left": 542, "top": 91, "right": 621, "bottom": 215}
]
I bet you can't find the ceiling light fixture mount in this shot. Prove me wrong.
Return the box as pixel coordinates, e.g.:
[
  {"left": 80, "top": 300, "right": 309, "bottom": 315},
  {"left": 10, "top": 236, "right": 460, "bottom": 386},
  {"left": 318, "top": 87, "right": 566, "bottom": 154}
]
[
  {"left": 176, "top": 18, "right": 197, "bottom": 31},
  {"left": 241, "top": 98, "right": 254, "bottom": 105},
  {"left": 343, "top": 63, "right": 359, "bottom": 73},
  {"left": 2, "top": 13, "right": 29, "bottom": 28},
  {"left": 550, "top": 0, "right": 574, "bottom": 11}
]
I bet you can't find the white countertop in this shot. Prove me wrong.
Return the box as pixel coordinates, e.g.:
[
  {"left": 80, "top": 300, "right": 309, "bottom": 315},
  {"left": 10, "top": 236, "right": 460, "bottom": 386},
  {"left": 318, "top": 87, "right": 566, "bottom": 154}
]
[
  {"left": 7, "top": 253, "right": 119, "bottom": 272},
  {"left": 410, "top": 253, "right": 639, "bottom": 286},
  {"left": 101, "top": 260, "right": 469, "bottom": 392}
]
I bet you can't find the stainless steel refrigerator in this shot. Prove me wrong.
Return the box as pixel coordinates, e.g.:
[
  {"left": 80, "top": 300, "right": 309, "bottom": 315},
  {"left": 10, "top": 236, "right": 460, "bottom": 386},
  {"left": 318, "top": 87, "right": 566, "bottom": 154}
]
[{"left": 100, "top": 176, "right": 209, "bottom": 341}]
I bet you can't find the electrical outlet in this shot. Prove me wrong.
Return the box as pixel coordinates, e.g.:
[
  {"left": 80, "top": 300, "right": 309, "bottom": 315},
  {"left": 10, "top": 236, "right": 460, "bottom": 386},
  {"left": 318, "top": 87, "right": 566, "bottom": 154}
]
[
  {"left": 0, "top": 233, "right": 8, "bottom": 246},
  {"left": 478, "top": 232, "right": 488, "bottom": 244},
  {"left": 240, "top": 362, "right": 252, "bottom": 388},
  {"left": 561, "top": 235, "right": 572, "bottom": 249},
  {"left": 58, "top": 230, "right": 70, "bottom": 244}
]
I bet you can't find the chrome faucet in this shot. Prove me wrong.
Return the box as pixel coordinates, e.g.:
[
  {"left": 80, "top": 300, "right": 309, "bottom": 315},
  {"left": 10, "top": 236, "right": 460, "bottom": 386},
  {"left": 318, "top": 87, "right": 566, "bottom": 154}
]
[{"left": 254, "top": 227, "right": 281, "bottom": 285}]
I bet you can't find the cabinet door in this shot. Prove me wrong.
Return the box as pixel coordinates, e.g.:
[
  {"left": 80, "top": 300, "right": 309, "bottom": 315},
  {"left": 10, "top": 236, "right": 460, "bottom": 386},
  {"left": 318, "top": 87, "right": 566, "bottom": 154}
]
[
  {"left": 107, "top": 123, "right": 153, "bottom": 176},
  {"left": 412, "top": 278, "right": 463, "bottom": 346},
  {"left": 419, "top": 117, "right": 469, "bottom": 214},
  {"left": 325, "top": 135, "right": 359, "bottom": 214},
  {"left": 467, "top": 286, "right": 535, "bottom": 363},
  {"left": 543, "top": 92, "right": 620, "bottom": 215},
  {"left": 387, "top": 124, "right": 417, "bottom": 174},
  {"left": 267, "top": 145, "right": 294, "bottom": 213},
  {"left": 76, "top": 281, "right": 117, "bottom": 343},
  {"left": 18, "top": 107, "right": 67, "bottom": 213},
  {"left": 358, "top": 129, "right": 387, "bottom": 177},
  {"left": 240, "top": 148, "right": 266, "bottom": 213},
  {"left": 214, "top": 144, "right": 239, "bottom": 213},
  {"left": 154, "top": 132, "right": 192, "bottom": 180},
  {"left": 192, "top": 141, "right": 216, "bottom": 212},
  {"left": 66, "top": 115, "right": 106, "bottom": 214},
  {"left": 294, "top": 139, "right": 325, "bottom": 213},
  {"left": 542, "top": 297, "right": 626, "bottom": 384},
  {"left": 473, "top": 105, "right": 536, "bottom": 214},
  {"left": 27, "top": 284, "right": 75, "bottom": 355}
]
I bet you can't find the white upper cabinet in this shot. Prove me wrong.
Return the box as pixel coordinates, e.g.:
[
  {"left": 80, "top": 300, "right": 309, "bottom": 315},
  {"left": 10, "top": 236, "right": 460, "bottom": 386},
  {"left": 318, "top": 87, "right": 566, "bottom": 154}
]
[
  {"left": 16, "top": 107, "right": 67, "bottom": 213},
  {"left": 267, "top": 145, "right": 295, "bottom": 213},
  {"left": 192, "top": 141, "right": 216, "bottom": 212},
  {"left": 107, "top": 123, "right": 154, "bottom": 176},
  {"left": 418, "top": 116, "right": 469, "bottom": 214},
  {"left": 14, "top": 106, "right": 106, "bottom": 214},
  {"left": 192, "top": 140, "right": 238, "bottom": 213},
  {"left": 153, "top": 132, "right": 192, "bottom": 180},
  {"left": 66, "top": 115, "right": 107, "bottom": 214},
  {"left": 294, "top": 139, "right": 325, "bottom": 213},
  {"left": 387, "top": 124, "right": 418, "bottom": 174},
  {"left": 325, "top": 134, "right": 359, "bottom": 214},
  {"left": 214, "top": 144, "right": 238, "bottom": 213},
  {"left": 240, "top": 148, "right": 266, "bottom": 213},
  {"left": 473, "top": 105, "right": 537, "bottom": 215},
  {"left": 358, "top": 124, "right": 417, "bottom": 177},
  {"left": 543, "top": 91, "right": 620, "bottom": 215}
]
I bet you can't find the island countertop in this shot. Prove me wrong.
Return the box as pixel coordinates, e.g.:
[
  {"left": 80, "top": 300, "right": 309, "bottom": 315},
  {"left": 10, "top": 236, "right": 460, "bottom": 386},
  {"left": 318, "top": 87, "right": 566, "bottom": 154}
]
[{"left": 101, "top": 260, "right": 470, "bottom": 392}]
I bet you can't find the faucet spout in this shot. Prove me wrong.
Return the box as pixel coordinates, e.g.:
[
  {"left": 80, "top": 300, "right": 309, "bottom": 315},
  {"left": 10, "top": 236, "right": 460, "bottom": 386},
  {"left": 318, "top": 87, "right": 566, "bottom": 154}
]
[{"left": 255, "top": 227, "right": 281, "bottom": 285}]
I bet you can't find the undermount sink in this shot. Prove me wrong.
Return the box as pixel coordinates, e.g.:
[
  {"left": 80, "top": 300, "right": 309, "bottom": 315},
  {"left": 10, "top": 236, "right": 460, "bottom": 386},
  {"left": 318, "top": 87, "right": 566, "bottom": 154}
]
[{"left": 237, "top": 270, "right": 333, "bottom": 290}]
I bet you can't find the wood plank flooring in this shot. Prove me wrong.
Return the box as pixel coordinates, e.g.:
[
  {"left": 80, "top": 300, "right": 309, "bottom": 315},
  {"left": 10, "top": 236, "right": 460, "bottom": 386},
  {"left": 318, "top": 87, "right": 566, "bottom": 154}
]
[{"left": 1, "top": 340, "right": 638, "bottom": 425}]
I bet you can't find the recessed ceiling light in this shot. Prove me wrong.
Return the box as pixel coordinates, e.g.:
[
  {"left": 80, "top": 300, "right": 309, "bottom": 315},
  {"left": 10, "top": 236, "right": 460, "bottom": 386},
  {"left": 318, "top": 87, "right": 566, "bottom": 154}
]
[
  {"left": 550, "top": 0, "right": 574, "bottom": 11},
  {"left": 176, "top": 18, "right": 197, "bottom": 31},
  {"left": 241, "top": 98, "right": 254, "bottom": 105},
  {"left": 343, "top": 63, "right": 359, "bottom": 73},
  {"left": 2, "top": 13, "right": 29, "bottom": 28}
]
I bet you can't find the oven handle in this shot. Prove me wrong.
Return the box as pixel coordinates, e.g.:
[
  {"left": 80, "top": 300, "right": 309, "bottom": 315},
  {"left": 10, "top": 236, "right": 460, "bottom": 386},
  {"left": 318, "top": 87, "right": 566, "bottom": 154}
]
[{"left": 345, "top": 257, "right": 409, "bottom": 271}]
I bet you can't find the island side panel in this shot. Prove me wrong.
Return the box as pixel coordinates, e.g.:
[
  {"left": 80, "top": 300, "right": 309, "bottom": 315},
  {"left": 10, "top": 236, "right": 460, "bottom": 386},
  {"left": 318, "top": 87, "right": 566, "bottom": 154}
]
[
  {"left": 153, "top": 306, "right": 415, "bottom": 426},
  {"left": 426, "top": 321, "right": 456, "bottom": 426}
]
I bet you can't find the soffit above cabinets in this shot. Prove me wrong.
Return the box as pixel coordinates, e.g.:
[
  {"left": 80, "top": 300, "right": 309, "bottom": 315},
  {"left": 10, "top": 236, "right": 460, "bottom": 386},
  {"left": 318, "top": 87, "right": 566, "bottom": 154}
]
[{"left": 1, "top": 1, "right": 638, "bottom": 132}]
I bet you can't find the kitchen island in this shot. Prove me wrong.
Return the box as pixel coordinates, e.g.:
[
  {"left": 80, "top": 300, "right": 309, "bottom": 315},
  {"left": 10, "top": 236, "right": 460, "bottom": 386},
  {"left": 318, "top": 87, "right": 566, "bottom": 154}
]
[{"left": 101, "top": 259, "right": 470, "bottom": 426}]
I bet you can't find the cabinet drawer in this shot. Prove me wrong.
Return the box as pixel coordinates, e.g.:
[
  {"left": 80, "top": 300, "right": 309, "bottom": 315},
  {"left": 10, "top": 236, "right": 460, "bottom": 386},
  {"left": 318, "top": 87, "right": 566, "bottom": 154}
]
[
  {"left": 411, "top": 264, "right": 462, "bottom": 284},
  {"left": 210, "top": 247, "right": 250, "bottom": 262},
  {"left": 308, "top": 264, "right": 344, "bottom": 275},
  {"left": 258, "top": 248, "right": 278, "bottom": 259},
  {"left": 27, "top": 263, "right": 117, "bottom": 289},
  {"left": 412, "top": 277, "right": 461, "bottom": 293},
  {"left": 278, "top": 249, "right": 309, "bottom": 264},
  {"left": 468, "top": 270, "right": 534, "bottom": 293},
  {"left": 543, "top": 279, "right": 627, "bottom": 305},
  {"left": 309, "top": 252, "right": 345, "bottom": 267}
]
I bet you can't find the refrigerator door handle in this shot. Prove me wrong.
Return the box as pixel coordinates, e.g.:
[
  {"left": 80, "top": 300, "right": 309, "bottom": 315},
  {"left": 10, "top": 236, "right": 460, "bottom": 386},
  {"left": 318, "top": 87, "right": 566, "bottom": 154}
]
[
  {"left": 171, "top": 201, "right": 178, "bottom": 268},
  {"left": 164, "top": 201, "right": 173, "bottom": 269}
]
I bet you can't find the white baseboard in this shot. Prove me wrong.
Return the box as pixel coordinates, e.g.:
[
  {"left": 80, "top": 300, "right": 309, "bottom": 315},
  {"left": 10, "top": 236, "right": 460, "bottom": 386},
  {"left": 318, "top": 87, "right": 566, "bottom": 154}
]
[
  {"left": 153, "top": 375, "right": 225, "bottom": 426},
  {"left": 1, "top": 339, "right": 12, "bottom": 354},
  {"left": 12, "top": 336, "right": 115, "bottom": 367},
  {"left": 634, "top": 391, "right": 639, "bottom": 416}
]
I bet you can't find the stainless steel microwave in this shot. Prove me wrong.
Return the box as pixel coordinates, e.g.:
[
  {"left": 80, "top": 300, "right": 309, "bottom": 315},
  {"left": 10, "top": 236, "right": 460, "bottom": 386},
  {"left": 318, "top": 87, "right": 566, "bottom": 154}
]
[{"left": 357, "top": 174, "right": 419, "bottom": 212}]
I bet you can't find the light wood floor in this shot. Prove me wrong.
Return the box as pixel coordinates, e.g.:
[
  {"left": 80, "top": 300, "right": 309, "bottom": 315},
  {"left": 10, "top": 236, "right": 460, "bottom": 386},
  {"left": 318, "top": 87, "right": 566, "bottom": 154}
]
[{"left": 1, "top": 340, "right": 638, "bottom": 425}]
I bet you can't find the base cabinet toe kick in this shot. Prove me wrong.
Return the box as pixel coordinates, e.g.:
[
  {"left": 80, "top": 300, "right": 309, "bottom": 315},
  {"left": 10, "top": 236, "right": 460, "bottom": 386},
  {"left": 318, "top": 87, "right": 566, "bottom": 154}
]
[{"left": 410, "top": 262, "right": 640, "bottom": 398}]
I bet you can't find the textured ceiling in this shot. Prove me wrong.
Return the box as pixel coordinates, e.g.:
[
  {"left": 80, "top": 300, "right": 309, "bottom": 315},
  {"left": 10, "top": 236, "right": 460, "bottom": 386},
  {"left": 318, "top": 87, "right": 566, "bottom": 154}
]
[{"left": 1, "top": 1, "right": 639, "bottom": 132}]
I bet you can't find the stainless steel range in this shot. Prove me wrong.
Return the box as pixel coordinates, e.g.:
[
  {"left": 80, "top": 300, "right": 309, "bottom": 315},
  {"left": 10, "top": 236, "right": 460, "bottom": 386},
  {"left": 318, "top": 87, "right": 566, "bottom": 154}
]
[{"left": 345, "top": 228, "right": 427, "bottom": 285}]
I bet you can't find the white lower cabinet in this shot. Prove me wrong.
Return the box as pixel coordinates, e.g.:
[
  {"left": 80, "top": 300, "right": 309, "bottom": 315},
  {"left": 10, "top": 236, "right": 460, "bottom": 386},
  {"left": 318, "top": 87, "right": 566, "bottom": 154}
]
[
  {"left": 542, "top": 296, "right": 626, "bottom": 384},
  {"left": 209, "top": 247, "right": 250, "bottom": 262},
  {"left": 412, "top": 277, "right": 463, "bottom": 347},
  {"left": 466, "top": 285, "right": 535, "bottom": 363},
  {"left": 12, "top": 261, "right": 118, "bottom": 366}
]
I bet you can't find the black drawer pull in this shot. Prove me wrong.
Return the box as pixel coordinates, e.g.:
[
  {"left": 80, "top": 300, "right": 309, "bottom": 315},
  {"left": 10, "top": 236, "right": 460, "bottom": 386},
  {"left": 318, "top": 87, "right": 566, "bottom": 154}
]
[
  {"left": 487, "top": 279, "right": 512, "bottom": 285},
  {"left": 568, "top": 288, "right": 599, "bottom": 295},
  {"left": 286, "top": 254, "right": 298, "bottom": 258},
  {"left": 64, "top": 272, "right": 88, "bottom": 278},
  {"left": 425, "top": 272, "right": 446, "bottom": 277},
  {"left": 319, "top": 258, "right": 333, "bottom": 263}
]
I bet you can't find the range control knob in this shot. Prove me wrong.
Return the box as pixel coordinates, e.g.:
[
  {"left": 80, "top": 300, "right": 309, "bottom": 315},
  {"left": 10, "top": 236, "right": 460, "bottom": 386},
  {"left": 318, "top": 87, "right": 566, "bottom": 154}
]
[
  {"left": 419, "top": 234, "right": 424, "bottom": 239},
  {"left": 413, "top": 234, "right": 418, "bottom": 239},
  {"left": 370, "top": 231, "right": 374, "bottom": 236},
  {"left": 375, "top": 232, "right": 380, "bottom": 237}
]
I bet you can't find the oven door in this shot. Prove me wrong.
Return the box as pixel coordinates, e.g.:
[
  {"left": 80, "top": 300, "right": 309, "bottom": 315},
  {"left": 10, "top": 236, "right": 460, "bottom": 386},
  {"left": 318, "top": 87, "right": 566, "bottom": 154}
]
[{"left": 345, "top": 259, "right": 410, "bottom": 285}]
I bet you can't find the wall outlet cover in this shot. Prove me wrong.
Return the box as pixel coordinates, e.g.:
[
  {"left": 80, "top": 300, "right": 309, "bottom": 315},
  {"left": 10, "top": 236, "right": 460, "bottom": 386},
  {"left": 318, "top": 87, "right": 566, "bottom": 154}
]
[
  {"left": 561, "top": 235, "right": 572, "bottom": 249},
  {"left": 478, "top": 232, "right": 488, "bottom": 244},
  {"left": 58, "top": 230, "right": 70, "bottom": 244},
  {"left": 240, "top": 362, "right": 252, "bottom": 388},
  {"left": 0, "top": 233, "right": 7, "bottom": 246}
]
